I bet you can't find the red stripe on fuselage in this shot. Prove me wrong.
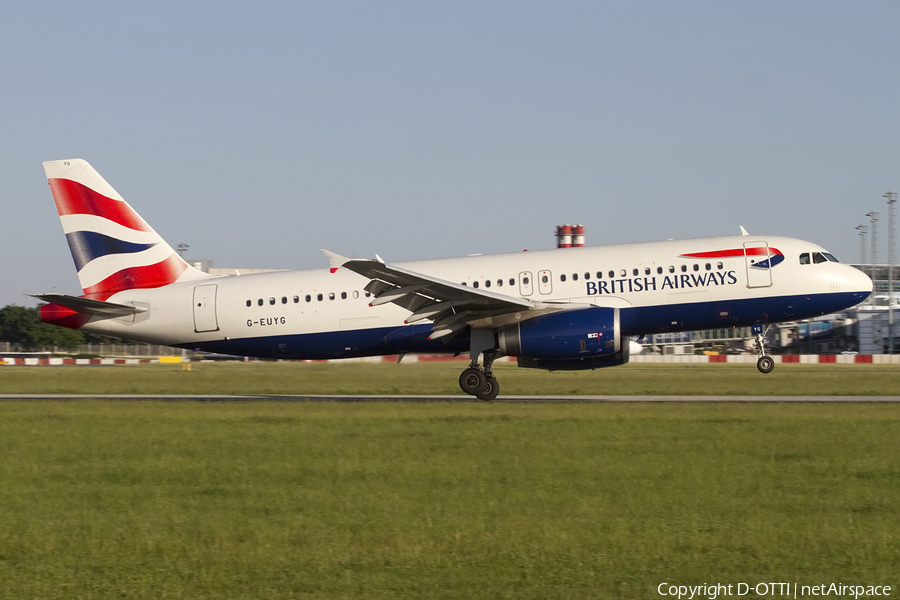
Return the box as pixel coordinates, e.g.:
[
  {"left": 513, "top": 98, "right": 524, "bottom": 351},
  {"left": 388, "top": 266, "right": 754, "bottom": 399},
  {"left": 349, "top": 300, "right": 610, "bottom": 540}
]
[
  {"left": 48, "top": 178, "right": 152, "bottom": 232},
  {"left": 680, "top": 247, "right": 783, "bottom": 259},
  {"left": 82, "top": 254, "right": 188, "bottom": 300}
]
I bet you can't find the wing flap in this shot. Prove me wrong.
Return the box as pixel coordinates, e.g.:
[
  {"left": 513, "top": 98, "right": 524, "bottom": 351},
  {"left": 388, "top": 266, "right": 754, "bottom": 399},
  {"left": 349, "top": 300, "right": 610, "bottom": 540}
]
[
  {"left": 324, "top": 251, "right": 599, "bottom": 342},
  {"left": 336, "top": 256, "right": 533, "bottom": 310},
  {"left": 325, "top": 252, "right": 541, "bottom": 341}
]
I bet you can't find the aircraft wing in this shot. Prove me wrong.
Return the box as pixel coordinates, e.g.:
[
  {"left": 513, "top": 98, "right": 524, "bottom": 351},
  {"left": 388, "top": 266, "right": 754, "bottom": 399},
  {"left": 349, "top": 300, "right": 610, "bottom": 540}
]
[{"left": 323, "top": 251, "right": 588, "bottom": 340}]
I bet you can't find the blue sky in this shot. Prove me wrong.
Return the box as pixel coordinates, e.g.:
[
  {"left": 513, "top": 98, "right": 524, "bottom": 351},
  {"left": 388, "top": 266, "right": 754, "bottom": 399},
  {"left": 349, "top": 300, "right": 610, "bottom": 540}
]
[{"left": 2, "top": 1, "right": 898, "bottom": 306}]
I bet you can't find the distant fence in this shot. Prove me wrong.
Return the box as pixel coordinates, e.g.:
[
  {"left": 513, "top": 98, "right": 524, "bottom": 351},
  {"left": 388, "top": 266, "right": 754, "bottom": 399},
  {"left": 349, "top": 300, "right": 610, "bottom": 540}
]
[
  {"left": 0, "top": 342, "right": 183, "bottom": 357},
  {"left": 629, "top": 354, "right": 900, "bottom": 364},
  {"left": 0, "top": 358, "right": 154, "bottom": 366}
]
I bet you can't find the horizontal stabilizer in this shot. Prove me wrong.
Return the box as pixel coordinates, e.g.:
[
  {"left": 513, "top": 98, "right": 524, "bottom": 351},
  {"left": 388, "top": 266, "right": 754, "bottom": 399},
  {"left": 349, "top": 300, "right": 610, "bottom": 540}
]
[{"left": 32, "top": 293, "right": 147, "bottom": 319}]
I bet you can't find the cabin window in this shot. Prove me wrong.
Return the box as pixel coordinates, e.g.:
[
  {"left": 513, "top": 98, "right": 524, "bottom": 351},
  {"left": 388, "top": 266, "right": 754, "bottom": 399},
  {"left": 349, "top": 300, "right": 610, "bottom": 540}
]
[
  {"left": 669, "top": 266, "right": 675, "bottom": 273},
  {"left": 560, "top": 274, "right": 567, "bottom": 282},
  {"left": 608, "top": 270, "right": 614, "bottom": 278},
  {"left": 509, "top": 278, "right": 515, "bottom": 286},
  {"left": 657, "top": 267, "right": 663, "bottom": 274},
  {"left": 317, "top": 293, "right": 323, "bottom": 301},
  {"left": 329, "top": 292, "right": 335, "bottom": 300},
  {"left": 596, "top": 271, "right": 603, "bottom": 279},
  {"left": 705, "top": 263, "right": 711, "bottom": 271},
  {"left": 353, "top": 291, "right": 359, "bottom": 299},
  {"left": 573, "top": 273, "right": 579, "bottom": 281},
  {"left": 717, "top": 262, "right": 723, "bottom": 269},
  {"left": 293, "top": 295, "right": 300, "bottom": 303},
  {"left": 584, "top": 272, "right": 590, "bottom": 280},
  {"left": 497, "top": 279, "right": 503, "bottom": 287},
  {"left": 681, "top": 265, "right": 687, "bottom": 273},
  {"left": 258, "top": 299, "right": 264, "bottom": 306},
  {"left": 281, "top": 297, "right": 287, "bottom": 304},
  {"left": 341, "top": 292, "right": 347, "bottom": 299},
  {"left": 365, "top": 292, "right": 371, "bottom": 297},
  {"left": 693, "top": 264, "right": 699, "bottom": 272},
  {"left": 620, "top": 269, "right": 626, "bottom": 277},
  {"left": 523, "top": 276, "right": 530, "bottom": 285},
  {"left": 473, "top": 281, "right": 479, "bottom": 288},
  {"left": 246, "top": 300, "right": 251, "bottom": 307},
  {"left": 461, "top": 282, "right": 467, "bottom": 286},
  {"left": 644, "top": 267, "right": 650, "bottom": 275},
  {"left": 485, "top": 280, "right": 491, "bottom": 288},
  {"left": 269, "top": 298, "right": 276, "bottom": 305}
]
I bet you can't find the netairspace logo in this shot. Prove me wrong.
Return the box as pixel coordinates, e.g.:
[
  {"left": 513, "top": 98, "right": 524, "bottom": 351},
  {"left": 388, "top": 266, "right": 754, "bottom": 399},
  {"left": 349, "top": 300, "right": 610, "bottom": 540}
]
[{"left": 657, "top": 582, "right": 892, "bottom": 599}]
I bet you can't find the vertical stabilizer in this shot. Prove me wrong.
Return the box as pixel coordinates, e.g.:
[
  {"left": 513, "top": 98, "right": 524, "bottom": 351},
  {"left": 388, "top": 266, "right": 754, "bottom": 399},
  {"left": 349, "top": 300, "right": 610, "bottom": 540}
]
[{"left": 42, "top": 159, "right": 210, "bottom": 300}]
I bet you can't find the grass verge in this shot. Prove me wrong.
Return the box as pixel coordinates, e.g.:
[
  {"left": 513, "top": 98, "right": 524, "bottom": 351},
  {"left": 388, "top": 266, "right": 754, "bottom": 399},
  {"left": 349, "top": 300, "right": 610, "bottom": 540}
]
[{"left": 0, "top": 401, "right": 897, "bottom": 599}]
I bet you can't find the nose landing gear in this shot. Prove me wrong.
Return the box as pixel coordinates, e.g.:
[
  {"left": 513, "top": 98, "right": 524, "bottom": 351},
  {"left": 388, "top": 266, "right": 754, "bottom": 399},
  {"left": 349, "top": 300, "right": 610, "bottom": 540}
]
[{"left": 752, "top": 323, "right": 774, "bottom": 374}]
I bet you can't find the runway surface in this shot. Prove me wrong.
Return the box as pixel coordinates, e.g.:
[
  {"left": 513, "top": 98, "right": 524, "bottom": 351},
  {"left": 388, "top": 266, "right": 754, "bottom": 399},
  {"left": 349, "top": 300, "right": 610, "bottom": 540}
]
[{"left": 2, "top": 394, "right": 900, "bottom": 402}]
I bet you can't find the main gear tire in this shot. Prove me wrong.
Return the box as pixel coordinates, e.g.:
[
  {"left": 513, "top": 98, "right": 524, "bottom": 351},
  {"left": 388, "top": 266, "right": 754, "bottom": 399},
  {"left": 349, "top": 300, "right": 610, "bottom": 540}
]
[
  {"left": 459, "top": 368, "right": 487, "bottom": 395},
  {"left": 476, "top": 376, "right": 500, "bottom": 401}
]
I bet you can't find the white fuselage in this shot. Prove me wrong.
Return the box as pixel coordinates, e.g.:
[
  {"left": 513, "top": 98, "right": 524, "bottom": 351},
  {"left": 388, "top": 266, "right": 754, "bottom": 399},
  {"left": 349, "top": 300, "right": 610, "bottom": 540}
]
[{"left": 79, "top": 234, "right": 872, "bottom": 359}]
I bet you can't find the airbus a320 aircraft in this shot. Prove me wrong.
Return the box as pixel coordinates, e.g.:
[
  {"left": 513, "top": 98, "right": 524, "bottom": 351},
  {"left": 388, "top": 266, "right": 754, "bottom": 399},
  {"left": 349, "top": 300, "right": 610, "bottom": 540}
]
[{"left": 35, "top": 159, "right": 873, "bottom": 399}]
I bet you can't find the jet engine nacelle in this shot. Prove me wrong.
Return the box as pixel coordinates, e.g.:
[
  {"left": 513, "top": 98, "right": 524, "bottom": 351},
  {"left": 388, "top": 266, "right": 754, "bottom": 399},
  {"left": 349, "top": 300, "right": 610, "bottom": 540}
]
[{"left": 497, "top": 306, "right": 630, "bottom": 371}]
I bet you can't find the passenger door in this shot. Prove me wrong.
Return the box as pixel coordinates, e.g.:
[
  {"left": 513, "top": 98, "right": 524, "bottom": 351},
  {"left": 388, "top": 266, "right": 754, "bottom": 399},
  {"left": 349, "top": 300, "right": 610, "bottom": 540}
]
[
  {"left": 192, "top": 285, "right": 219, "bottom": 332},
  {"left": 744, "top": 241, "right": 773, "bottom": 288}
]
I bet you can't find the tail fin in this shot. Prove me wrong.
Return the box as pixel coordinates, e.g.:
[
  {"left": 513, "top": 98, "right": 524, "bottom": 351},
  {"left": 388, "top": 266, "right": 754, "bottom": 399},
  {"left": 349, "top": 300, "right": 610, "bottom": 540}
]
[{"left": 42, "top": 159, "right": 210, "bottom": 300}]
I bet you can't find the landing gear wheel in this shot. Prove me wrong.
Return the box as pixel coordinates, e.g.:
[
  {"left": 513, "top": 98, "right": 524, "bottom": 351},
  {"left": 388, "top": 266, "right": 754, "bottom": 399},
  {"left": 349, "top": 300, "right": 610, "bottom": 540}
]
[
  {"left": 751, "top": 325, "right": 774, "bottom": 375},
  {"left": 476, "top": 376, "right": 500, "bottom": 401},
  {"left": 459, "top": 368, "right": 487, "bottom": 396}
]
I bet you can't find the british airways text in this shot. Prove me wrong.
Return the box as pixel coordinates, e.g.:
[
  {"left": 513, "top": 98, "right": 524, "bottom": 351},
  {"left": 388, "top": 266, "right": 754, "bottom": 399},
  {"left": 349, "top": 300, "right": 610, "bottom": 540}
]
[{"left": 586, "top": 271, "right": 738, "bottom": 295}]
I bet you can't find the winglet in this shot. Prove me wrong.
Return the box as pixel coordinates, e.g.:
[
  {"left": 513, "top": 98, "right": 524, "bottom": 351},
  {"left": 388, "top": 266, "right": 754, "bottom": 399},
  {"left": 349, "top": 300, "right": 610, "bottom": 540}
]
[
  {"left": 321, "top": 249, "right": 350, "bottom": 273},
  {"left": 739, "top": 226, "right": 749, "bottom": 236}
]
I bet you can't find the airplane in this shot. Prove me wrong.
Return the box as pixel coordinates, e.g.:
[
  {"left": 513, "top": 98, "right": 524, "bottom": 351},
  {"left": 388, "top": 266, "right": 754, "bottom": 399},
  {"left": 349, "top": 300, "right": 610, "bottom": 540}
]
[{"left": 34, "top": 159, "right": 873, "bottom": 400}]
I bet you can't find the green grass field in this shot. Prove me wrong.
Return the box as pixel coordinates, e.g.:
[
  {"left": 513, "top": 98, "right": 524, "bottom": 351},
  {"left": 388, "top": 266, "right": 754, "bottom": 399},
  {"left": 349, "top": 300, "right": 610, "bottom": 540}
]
[
  {"left": 0, "top": 399, "right": 898, "bottom": 599},
  {"left": 1, "top": 360, "right": 899, "bottom": 396}
]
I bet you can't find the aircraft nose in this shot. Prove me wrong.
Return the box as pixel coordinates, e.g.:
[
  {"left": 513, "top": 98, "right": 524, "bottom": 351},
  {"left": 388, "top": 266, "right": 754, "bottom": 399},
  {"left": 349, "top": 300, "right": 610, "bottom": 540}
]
[{"left": 847, "top": 266, "right": 874, "bottom": 300}]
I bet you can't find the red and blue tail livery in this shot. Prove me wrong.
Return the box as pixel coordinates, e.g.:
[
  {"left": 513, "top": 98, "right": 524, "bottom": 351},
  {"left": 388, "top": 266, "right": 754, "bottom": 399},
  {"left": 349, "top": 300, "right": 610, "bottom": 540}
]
[
  {"left": 43, "top": 159, "right": 205, "bottom": 301},
  {"left": 33, "top": 159, "right": 872, "bottom": 399}
]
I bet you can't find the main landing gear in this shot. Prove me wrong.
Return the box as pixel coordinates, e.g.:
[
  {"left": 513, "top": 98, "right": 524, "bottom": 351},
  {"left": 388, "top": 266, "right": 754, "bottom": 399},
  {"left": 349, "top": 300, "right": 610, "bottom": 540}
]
[
  {"left": 752, "top": 323, "right": 774, "bottom": 374},
  {"left": 458, "top": 328, "right": 501, "bottom": 401}
]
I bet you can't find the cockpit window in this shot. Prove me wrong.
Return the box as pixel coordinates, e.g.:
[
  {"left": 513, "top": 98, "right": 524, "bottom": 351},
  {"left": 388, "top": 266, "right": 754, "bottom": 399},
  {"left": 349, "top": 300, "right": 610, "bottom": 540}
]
[
  {"left": 823, "top": 252, "right": 839, "bottom": 263},
  {"left": 799, "top": 253, "right": 810, "bottom": 265},
  {"left": 812, "top": 252, "right": 828, "bottom": 264}
]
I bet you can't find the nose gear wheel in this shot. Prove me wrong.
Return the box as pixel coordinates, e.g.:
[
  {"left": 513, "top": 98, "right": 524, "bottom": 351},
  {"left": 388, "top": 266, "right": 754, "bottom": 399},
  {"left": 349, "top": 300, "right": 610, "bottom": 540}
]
[{"left": 752, "top": 324, "right": 774, "bottom": 374}]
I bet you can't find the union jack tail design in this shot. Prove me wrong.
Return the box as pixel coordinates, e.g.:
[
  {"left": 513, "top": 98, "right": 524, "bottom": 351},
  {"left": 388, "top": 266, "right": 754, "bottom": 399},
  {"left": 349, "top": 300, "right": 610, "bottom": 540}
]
[{"left": 42, "top": 159, "right": 209, "bottom": 301}]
